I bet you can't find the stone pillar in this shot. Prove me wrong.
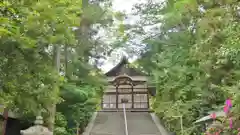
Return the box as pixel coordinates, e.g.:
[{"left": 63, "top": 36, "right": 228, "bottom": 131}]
[{"left": 20, "top": 116, "right": 53, "bottom": 135}]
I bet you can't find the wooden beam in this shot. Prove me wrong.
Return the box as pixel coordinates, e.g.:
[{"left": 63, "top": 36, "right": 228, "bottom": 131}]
[{"left": 2, "top": 108, "right": 8, "bottom": 135}]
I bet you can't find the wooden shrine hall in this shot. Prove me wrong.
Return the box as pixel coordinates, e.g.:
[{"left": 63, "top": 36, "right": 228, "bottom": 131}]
[{"left": 101, "top": 56, "right": 155, "bottom": 111}]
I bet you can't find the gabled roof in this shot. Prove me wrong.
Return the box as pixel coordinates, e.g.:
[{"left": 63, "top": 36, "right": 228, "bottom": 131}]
[{"left": 105, "top": 56, "right": 146, "bottom": 76}]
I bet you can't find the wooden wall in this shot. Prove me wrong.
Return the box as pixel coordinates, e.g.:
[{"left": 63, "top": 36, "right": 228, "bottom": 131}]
[{"left": 102, "top": 76, "right": 149, "bottom": 110}]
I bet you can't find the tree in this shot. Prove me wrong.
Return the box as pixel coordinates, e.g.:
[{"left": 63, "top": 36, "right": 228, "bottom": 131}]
[
  {"left": 1, "top": 0, "right": 82, "bottom": 130},
  {"left": 54, "top": 0, "right": 114, "bottom": 134},
  {"left": 131, "top": 0, "right": 240, "bottom": 134},
  {"left": 1, "top": 0, "right": 120, "bottom": 133}
]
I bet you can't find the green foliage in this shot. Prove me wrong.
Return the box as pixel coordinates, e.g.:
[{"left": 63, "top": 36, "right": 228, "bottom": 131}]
[
  {"left": 52, "top": 0, "right": 111, "bottom": 133},
  {"left": 57, "top": 82, "right": 101, "bottom": 125},
  {"left": 133, "top": 0, "right": 240, "bottom": 134},
  {"left": 1, "top": 0, "right": 110, "bottom": 133},
  {"left": 56, "top": 56, "right": 105, "bottom": 133},
  {"left": 0, "top": 0, "right": 82, "bottom": 114},
  {"left": 54, "top": 112, "right": 69, "bottom": 135}
]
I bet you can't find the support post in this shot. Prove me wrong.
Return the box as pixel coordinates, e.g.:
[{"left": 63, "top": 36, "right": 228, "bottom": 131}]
[
  {"left": 180, "top": 116, "right": 183, "bottom": 135},
  {"left": 172, "top": 115, "right": 183, "bottom": 135},
  {"left": 2, "top": 108, "right": 8, "bottom": 135},
  {"left": 76, "top": 123, "right": 79, "bottom": 135}
]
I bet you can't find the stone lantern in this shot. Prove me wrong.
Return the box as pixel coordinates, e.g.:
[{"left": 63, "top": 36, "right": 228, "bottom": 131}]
[{"left": 20, "top": 116, "right": 53, "bottom": 135}]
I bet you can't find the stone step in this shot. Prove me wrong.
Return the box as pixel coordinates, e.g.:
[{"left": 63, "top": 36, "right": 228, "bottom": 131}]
[
  {"left": 89, "top": 112, "right": 162, "bottom": 135},
  {"left": 90, "top": 112, "right": 125, "bottom": 135},
  {"left": 126, "top": 112, "right": 161, "bottom": 135}
]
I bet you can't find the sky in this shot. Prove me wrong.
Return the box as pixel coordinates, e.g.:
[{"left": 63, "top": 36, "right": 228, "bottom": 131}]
[
  {"left": 101, "top": 0, "right": 146, "bottom": 72},
  {"left": 112, "top": 0, "right": 145, "bottom": 13}
]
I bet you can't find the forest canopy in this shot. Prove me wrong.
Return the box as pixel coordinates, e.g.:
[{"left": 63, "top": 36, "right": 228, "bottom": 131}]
[{"left": 1, "top": 0, "right": 240, "bottom": 135}]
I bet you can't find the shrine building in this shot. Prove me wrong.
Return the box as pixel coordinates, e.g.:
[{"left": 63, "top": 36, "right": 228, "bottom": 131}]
[{"left": 101, "top": 56, "right": 155, "bottom": 111}]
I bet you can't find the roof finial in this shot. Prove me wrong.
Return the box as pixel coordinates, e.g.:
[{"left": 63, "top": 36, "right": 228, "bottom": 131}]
[
  {"left": 121, "top": 54, "right": 128, "bottom": 64},
  {"left": 122, "top": 52, "right": 128, "bottom": 59}
]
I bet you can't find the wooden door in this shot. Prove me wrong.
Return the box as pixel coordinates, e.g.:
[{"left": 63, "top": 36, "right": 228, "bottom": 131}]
[
  {"left": 118, "top": 94, "right": 132, "bottom": 109},
  {"left": 133, "top": 93, "right": 148, "bottom": 109},
  {"left": 102, "top": 94, "right": 117, "bottom": 109}
]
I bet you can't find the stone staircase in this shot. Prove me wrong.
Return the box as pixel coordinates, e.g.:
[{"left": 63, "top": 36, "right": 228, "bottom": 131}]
[
  {"left": 89, "top": 112, "right": 125, "bottom": 135},
  {"left": 127, "top": 112, "right": 161, "bottom": 135},
  {"left": 85, "top": 112, "right": 167, "bottom": 135}
]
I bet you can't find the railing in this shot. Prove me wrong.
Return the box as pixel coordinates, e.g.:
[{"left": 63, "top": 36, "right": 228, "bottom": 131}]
[{"left": 122, "top": 99, "right": 129, "bottom": 135}]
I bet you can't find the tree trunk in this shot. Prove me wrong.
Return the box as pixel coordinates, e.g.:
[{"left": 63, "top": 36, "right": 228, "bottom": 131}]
[
  {"left": 47, "top": 45, "right": 61, "bottom": 131},
  {"left": 64, "top": 45, "right": 69, "bottom": 78}
]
